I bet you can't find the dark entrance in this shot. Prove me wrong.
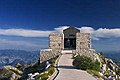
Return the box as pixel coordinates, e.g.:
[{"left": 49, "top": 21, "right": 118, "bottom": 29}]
[
  {"left": 63, "top": 27, "right": 80, "bottom": 50},
  {"left": 64, "top": 38, "right": 76, "bottom": 50}
]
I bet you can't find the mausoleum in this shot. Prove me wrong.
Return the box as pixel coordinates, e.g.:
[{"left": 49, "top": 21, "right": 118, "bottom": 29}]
[
  {"left": 40, "top": 27, "right": 97, "bottom": 63},
  {"left": 49, "top": 27, "right": 91, "bottom": 53}
]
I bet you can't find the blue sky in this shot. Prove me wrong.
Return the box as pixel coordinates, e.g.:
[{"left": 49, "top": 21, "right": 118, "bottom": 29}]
[{"left": 0, "top": 0, "right": 120, "bottom": 52}]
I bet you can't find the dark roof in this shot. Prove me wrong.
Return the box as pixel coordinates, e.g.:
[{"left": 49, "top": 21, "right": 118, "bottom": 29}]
[
  {"left": 63, "top": 27, "right": 80, "bottom": 38},
  {"left": 63, "top": 27, "right": 80, "bottom": 32}
]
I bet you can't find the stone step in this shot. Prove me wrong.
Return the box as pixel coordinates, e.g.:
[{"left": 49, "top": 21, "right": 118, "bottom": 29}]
[{"left": 61, "top": 50, "right": 73, "bottom": 54}]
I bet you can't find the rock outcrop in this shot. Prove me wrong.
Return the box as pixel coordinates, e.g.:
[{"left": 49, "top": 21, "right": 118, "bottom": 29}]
[
  {"left": 73, "top": 50, "right": 120, "bottom": 80},
  {"left": 0, "top": 66, "right": 22, "bottom": 80},
  {"left": 95, "top": 53, "right": 120, "bottom": 79}
]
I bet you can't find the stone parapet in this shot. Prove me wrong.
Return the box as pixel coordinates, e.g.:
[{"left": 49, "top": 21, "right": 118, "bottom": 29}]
[
  {"left": 40, "top": 50, "right": 61, "bottom": 63},
  {"left": 74, "top": 49, "right": 99, "bottom": 61}
]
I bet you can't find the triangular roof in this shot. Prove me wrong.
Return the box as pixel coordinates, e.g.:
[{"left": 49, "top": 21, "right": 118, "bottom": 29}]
[{"left": 63, "top": 27, "right": 80, "bottom": 32}]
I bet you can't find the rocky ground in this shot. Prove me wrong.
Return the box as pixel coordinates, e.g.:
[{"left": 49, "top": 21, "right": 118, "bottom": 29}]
[
  {"left": 0, "top": 65, "right": 22, "bottom": 80},
  {"left": 0, "top": 61, "right": 46, "bottom": 80},
  {"left": 0, "top": 52, "right": 119, "bottom": 80},
  {"left": 97, "top": 53, "right": 120, "bottom": 80}
]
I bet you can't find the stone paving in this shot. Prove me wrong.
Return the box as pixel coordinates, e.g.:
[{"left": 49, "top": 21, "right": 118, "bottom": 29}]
[{"left": 55, "top": 53, "right": 97, "bottom": 80}]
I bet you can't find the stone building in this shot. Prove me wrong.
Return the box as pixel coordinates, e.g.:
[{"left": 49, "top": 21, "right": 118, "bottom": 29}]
[
  {"left": 49, "top": 27, "right": 91, "bottom": 54},
  {"left": 40, "top": 27, "right": 97, "bottom": 63}
]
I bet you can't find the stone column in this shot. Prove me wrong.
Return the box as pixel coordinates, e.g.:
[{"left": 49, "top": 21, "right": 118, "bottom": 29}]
[
  {"left": 76, "top": 32, "right": 91, "bottom": 55},
  {"left": 49, "top": 32, "right": 64, "bottom": 50}
]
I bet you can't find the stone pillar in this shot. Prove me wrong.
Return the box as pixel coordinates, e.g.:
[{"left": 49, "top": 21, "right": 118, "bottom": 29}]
[
  {"left": 49, "top": 32, "right": 64, "bottom": 50},
  {"left": 76, "top": 33, "right": 91, "bottom": 54}
]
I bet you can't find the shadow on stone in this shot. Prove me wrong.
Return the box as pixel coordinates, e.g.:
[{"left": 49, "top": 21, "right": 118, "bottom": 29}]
[{"left": 57, "top": 65, "right": 75, "bottom": 69}]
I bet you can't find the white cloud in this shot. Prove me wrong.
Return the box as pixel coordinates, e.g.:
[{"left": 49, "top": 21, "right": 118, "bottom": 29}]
[
  {"left": 0, "top": 39, "right": 38, "bottom": 47},
  {"left": 54, "top": 26, "right": 69, "bottom": 32},
  {"left": 0, "top": 29, "right": 52, "bottom": 37},
  {"left": 93, "top": 28, "right": 120, "bottom": 38},
  {"left": 78, "top": 26, "right": 120, "bottom": 40},
  {"left": 78, "top": 26, "right": 94, "bottom": 33},
  {"left": 0, "top": 26, "right": 69, "bottom": 37},
  {"left": 0, "top": 26, "right": 120, "bottom": 40}
]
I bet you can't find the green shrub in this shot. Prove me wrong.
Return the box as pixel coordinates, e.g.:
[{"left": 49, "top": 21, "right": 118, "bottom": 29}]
[
  {"left": 25, "top": 62, "right": 46, "bottom": 74},
  {"left": 73, "top": 55, "right": 92, "bottom": 70},
  {"left": 73, "top": 55, "right": 100, "bottom": 71},
  {"left": 49, "top": 57, "right": 58, "bottom": 67},
  {"left": 48, "top": 67, "right": 55, "bottom": 76},
  {"left": 91, "top": 60, "right": 100, "bottom": 71},
  {"left": 87, "top": 70, "right": 101, "bottom": 77},
  {"left": 40, "top": 73, "right": 48, "bottom": 80},
  {"left": 50, "top": 59, "right": 56, "bottom": 67},
  {"left": 116, "top": 67, "right": 120, "bottom": 74}
]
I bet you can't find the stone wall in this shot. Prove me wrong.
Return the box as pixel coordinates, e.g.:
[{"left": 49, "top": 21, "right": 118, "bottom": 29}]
[
  {"left": 76, "top": 33, "right": 90, "bottom": 50},
  {"left": 49, "top": 32, "right": 64, "bottom": 50},
  {"left": 75, "top": 32, "right": 97, "bottom": 60},
  {"left": 73, "top": 49, "right": 99, "bottom": 61},
  {"left": 40, "top": 50, "right": 61, "bottom": 63}
]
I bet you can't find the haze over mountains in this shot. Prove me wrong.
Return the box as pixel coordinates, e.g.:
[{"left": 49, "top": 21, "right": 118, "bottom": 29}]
[{"left": 0, "top": 49, "right": 39, "bottom": 67}]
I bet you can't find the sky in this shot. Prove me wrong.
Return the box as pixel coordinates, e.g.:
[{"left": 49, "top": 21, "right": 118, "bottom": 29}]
[{"left": 0, "top": 0, "right": 120, "bottom": 53}]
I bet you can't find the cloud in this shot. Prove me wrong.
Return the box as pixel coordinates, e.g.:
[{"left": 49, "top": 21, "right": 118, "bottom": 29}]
[
  {"left": 0, "top": 39, "right": 38, "bottom": 47},
  {"left": 78, "top": 26, "right": 120, "bottom": 40},
  {"left": 0, "top": 26, "right": 120, "bottom": 40},
  {"left": 78, "top": 26, "right": 94, "bottom": 33},
  {"left": 0, "top": 29, "right": 52, "bottom": 37},
  {"left": 0, "top": 26, "right": 70, "bottom": 37},
  {"left": 93, "top": 28, "right": 120, "bottom": 38},
  {"left": 54, "top": 26, "right": 69, "bottom": 32},
  {"left": 0, "top": 26, "right": 120, "bottom": 51}
]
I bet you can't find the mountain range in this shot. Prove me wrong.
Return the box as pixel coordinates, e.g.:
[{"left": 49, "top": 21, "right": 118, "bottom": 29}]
[
  {"left": 0, "top": 49, "right": 39, "bottom": 67},
  {"left": 0, "top": 49, "right": 119, "bottom": 68}
]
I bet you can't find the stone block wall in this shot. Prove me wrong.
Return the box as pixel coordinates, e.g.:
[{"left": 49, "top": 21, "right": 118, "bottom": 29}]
[
  {"left": 49, "top": 32, "right": 64, "bottom": 50},
  {"left": 76, "top": 32, "right": 93, "bottom": 59},
  {"left": 40, "top": 50, "right": 61, "bottom": 63},
  {"left": 76, "top": 33, "right": 90, "bottom": 50}
]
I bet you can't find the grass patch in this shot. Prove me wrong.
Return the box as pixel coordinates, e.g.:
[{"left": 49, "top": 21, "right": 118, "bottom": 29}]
[
  {"left": 35, "top": 56, "right": 58, "bottom": 80},
  {"left": 40, "top": 72, "right": 49, "bottom": 80},
  {"left": 48, "top": 67, "right": 55, "bottom": 76},
  {"left": 87, "top": 69, "right": 101, "bottom": 78},
  {"left": 49, "top": 56, "right": 59, "bottom": 67}
]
